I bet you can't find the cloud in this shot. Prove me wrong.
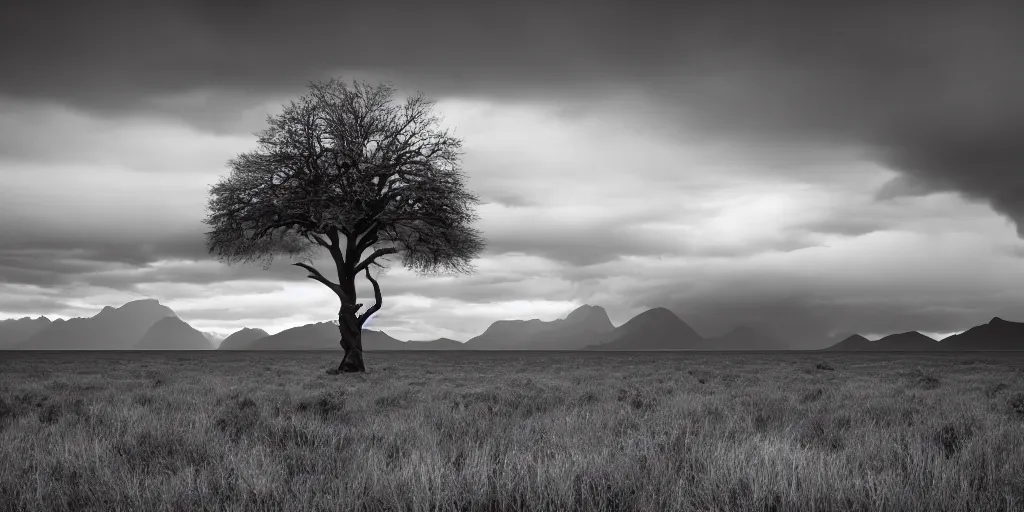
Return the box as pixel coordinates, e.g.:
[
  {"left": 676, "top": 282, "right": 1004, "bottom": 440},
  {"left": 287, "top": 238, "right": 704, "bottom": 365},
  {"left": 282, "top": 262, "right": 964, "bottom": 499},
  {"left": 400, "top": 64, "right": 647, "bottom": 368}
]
[
  {"left": 4, "top": 0, "right": 1021, "bottom": 236},
  {"left": 0, "top": 99, "right": 256, "bottom": 170},
  {"left": 0, "top": 287, "right": 70, "bottom": 316}
]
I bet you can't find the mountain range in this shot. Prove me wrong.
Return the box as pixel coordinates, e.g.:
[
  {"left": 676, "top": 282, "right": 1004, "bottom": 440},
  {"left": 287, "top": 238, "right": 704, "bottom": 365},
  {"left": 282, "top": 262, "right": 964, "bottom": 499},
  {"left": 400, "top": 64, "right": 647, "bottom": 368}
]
[
  {"left": 824, "top": 317, "right": 1024, "bottom": 351},
  {"left": 938, "top": 317, "right": 1024, "bottom": 351},
  {"left": 1, "top": 299, "right": 1021, "bottom": 351},
  {"left": 464, "top": 304, "right": 615, "bottom": 349},
  {"left": 0, "top": 316, "right": 52, "bottom": 349},
  {"left": 827, "top": 331, "right": 940, "bottom": 351},
  {"left": 12, "top": 299, "right": 177, "bottom": 350},
  {"left": 582, "top": 307, "right": 703, "bottom": 350},
  {"left": 225, "top": 321, "right": 462, "bottom": 351}
]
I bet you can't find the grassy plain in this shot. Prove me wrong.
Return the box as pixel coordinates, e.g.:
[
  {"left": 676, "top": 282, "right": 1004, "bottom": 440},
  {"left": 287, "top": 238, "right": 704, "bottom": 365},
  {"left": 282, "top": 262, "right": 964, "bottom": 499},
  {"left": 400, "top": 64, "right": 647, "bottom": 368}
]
[{"left": 1, "top": 350, "right": 1023, "bottom": 512}]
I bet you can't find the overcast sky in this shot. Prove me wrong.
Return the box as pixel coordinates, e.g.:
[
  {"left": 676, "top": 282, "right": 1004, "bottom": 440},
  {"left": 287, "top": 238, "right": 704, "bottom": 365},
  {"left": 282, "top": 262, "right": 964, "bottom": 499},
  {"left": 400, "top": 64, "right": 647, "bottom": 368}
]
[{"left": 1, "top": 0, "right": 1023, "bottom": 347}]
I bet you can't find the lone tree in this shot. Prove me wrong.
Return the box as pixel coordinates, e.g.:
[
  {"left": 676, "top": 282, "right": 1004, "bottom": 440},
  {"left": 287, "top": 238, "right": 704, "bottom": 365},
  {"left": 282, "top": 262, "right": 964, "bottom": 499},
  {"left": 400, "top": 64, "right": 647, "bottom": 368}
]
[{"left": 204, "top": 79, "right": 485, "bottom": 373}]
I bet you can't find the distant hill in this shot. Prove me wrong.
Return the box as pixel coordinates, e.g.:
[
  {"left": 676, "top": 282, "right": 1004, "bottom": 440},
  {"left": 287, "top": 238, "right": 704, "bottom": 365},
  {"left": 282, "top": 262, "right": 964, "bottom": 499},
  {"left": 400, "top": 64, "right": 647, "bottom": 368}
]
[
  {"left": 239, "top": 321, "right": 399, "bottom": 350},
  {"left": 825, "top": 334, "right": 873, "bottom": 351},
  {"left": 876, "top": 331, "right": 939, "bottom": 351},
  {"left": 825, "top": 331, "right": 938, "bottom": 351},
  {"left": 136, "top": 316, "right": 214, "bottom": 350},
  {"left": 466, "top": 304, "right": 615, "bottom": 350},
  {"left": 585, "top": 307, "right": 703, "bottom": 350},
  {"left": 16, "top": 299, "right": 175, "bottom": 350},
  {"left": 0, "top": 316, "right": 52, "bottom": 348},
  {"left": 217, "top": 328, "right": 270, "bottom": 350},
  {"left": 697, "top": 326, "right": 784, "bottom": 350},
  {"left": 401, "top": 337, "right": 467, "bottom": 350},
  {"left": 231, "top": 321, "right": 463, "bottom": 350},
  {"left": 244, "top": 322, "right": 353, "bottom": 350},
  {"left": 824, "top": 319, "right": 1024, "bottom": 351},
  {"left": 938, "top": 317, "right": 1024, "bottom": 351}
]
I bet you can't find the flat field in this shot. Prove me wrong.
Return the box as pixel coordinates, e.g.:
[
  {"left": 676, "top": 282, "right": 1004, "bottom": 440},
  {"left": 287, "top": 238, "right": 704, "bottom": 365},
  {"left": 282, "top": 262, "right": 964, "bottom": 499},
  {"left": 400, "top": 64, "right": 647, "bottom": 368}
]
[{"left": 1, "top": 351, "right": 1023, "bottom": 512}]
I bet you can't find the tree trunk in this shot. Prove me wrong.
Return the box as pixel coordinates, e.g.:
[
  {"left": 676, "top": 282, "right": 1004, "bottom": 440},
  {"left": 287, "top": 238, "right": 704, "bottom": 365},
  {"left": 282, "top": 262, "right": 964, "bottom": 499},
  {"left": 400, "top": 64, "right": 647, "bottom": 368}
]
[
  {"left": 330, "top": 303, "right": 365, "bottom": 374},
  {"left": 336, "top": 334, "right": 365, "bottom": 373}
]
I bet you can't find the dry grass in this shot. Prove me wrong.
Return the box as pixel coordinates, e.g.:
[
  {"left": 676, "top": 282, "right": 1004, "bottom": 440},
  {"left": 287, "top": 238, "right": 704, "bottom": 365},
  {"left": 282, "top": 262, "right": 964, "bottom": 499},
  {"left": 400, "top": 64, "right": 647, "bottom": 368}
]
[{"left": 1, "top": 351, "right": 1023, "bottom": 512}]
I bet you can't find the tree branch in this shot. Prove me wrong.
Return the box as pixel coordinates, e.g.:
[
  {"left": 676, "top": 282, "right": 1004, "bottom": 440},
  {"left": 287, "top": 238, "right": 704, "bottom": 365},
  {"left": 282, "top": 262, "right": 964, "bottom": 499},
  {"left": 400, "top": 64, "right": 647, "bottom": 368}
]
[
  {"left": 307, "top": 233, "right": 331, "bottom": 248},
  {"left": 353, "top": 247, "right": 398, "bottom": 274},
  {"left": 357, "top": 233, "right": 379, "bottom": 253},
  {"left": 255, "top": 219, "right": 305, "bottom": 238},
  {"left": 292, "top": 262, "right": 350, "bottom": 302},
  {"left": 355, "top": 221, "right": 381, "bottom": 253},
  {"left": 358, "top": 267, "right": 383, "bottom": 328}
]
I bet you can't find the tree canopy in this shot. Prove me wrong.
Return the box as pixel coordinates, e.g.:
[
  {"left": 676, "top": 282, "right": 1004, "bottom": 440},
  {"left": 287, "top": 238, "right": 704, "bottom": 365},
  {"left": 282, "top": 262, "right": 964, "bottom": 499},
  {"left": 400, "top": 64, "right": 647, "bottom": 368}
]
[
  {"left": 203, "top": 79, "right": 485, "bottom": 371},
  {"left": 206, "top": 78, "right": 484, "bottom": 274}
]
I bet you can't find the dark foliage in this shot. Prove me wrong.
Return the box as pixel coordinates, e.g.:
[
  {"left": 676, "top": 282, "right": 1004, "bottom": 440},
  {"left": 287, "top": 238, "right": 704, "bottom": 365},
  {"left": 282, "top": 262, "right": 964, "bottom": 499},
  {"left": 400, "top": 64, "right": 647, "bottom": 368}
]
[{"left": 204, "top": 79, "right": 485, "bottom": 277}]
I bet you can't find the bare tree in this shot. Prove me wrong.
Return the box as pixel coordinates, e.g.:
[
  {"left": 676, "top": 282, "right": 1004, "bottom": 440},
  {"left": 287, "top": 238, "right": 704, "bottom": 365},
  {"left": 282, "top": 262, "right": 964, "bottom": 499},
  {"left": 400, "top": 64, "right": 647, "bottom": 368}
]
[{"left": 204, "top": 79, "right": 485, "bottom": 373}]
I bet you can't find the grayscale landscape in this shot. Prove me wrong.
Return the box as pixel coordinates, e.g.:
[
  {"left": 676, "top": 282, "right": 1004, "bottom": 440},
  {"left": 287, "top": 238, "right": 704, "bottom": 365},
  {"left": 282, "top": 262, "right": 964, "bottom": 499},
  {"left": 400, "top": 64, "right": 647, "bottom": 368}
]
[{"left": 2, "top": 0, "right": 1024, "bottom": 510}]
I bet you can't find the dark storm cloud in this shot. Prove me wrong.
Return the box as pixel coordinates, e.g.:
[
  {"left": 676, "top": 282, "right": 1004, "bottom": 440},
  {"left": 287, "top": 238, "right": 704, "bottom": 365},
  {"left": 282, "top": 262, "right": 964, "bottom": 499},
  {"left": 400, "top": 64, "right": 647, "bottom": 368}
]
[
  {"left": 84, "top": 256, "right": 344, "bottom": 291},
  {"left": 483, "top": 233, "right": 821, "bottom": 268},
  {"left": 483, "top": 225, "right": 678, "bottom": 267},
  {"left": 0, "top": 227, "right": 208, "bottom": 268},
  {"left": 0, "top": 219, "right": 214, "bottom": 288},
  {"left": 0, "top": 235, "right": 344, "bottom": 291},
  {"left": 0, "top": 293, "right": 69, "bottom": 316},
  {"left": 0, "top": 100, "right": 255, "bottom": 169},
  {"left": 793, "top": 219, "right": 885, "bottom": 239},
  {"left": 3, "top": 0, "right": 1021, "bottom": 234},
  {"left": 0, "top": 249, "right": 111, "bottom": 287},
  {"left": 880, "top": 128, "right": 1024, "bottom": 235}
]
